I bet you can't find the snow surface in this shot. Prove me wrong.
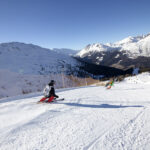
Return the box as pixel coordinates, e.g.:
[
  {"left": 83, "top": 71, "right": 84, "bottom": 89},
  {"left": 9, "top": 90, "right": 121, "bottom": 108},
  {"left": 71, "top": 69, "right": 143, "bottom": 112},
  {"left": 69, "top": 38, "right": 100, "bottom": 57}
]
[{"left": 0, "top": 73, "right": 150, "bottom": 150}]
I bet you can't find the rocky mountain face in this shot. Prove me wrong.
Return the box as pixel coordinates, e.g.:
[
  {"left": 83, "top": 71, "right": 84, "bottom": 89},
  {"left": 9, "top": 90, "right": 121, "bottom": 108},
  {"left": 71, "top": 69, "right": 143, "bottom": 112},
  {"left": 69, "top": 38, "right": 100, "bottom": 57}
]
[{"left": 76, "top": 33, "right": 150, "bottom": 70}]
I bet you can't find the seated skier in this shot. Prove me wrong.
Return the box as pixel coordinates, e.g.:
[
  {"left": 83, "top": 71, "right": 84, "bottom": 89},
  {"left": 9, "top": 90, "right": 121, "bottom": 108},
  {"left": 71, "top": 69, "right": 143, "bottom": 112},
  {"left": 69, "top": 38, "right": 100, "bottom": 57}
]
[{"left": 40, "top": 80, "right": 59, "bottom": 103}]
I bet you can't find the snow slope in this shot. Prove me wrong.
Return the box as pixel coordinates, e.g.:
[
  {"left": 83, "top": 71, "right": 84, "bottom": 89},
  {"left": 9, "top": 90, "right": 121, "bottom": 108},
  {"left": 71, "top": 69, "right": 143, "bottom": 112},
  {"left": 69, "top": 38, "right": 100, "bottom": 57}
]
[
  {"left": 0, "top": 73, "right": 150, "bottom": 150},
  {"left": 0, "top": 42, "right": 78, "bottom": 75},
  {"left": 0, "top": 42, "right": 82, "bottom": 98}
]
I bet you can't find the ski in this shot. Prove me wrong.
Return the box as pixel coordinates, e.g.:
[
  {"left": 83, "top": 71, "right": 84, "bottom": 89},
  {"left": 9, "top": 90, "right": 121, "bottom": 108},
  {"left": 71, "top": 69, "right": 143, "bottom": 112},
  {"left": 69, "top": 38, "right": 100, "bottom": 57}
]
[
  {"left": 37, "top": 98, "right": 64, "bottom": 104},
  {"left": 53, "top": 98, "right": 65, "bottom": 101}
]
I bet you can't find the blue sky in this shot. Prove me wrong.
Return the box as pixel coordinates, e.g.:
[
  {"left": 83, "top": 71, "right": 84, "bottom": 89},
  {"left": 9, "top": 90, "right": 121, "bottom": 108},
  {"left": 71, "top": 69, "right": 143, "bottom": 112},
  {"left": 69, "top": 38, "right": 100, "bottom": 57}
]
[{"left": 0, "top": 0, "right": 150, "bottom": 50}]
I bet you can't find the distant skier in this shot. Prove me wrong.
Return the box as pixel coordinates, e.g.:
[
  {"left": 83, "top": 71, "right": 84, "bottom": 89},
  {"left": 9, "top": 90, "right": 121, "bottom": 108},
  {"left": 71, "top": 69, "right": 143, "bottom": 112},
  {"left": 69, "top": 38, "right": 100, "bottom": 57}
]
[
  {"left": 106, "top": 79, "right": 114, "bottom": 89},
  {"left": 39, "top": 80, "right": 59, "bottom": 103}
]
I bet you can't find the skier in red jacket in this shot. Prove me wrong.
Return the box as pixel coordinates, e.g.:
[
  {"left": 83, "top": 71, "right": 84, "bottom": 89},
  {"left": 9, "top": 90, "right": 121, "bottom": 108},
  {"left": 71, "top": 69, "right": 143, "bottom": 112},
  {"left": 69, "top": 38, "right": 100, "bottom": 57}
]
[{"left": 39, "top": 80, "right": 59, "bottom": 103}]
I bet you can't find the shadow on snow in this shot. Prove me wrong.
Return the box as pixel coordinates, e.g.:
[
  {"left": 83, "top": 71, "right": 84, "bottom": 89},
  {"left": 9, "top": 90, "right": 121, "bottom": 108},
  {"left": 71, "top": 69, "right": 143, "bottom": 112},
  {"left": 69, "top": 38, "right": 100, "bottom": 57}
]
[{"left": 62, "top": 103, "right": 143, "bottom": 109}]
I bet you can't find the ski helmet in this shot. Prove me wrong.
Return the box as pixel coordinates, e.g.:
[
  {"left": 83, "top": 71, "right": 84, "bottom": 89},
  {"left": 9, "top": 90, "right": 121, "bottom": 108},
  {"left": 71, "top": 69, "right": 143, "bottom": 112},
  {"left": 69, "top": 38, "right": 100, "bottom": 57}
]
[
  {"left": 48, "top": 80, "right": 55, "bottom": 86},
  {"left": 51, "top": 80, "right": 55, "bottom": 83}
]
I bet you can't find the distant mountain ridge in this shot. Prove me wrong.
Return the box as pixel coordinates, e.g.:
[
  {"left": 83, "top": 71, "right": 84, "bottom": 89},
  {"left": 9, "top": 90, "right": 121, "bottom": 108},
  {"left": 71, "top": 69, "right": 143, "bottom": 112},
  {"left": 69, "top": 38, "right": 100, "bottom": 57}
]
[
  {"left": 52, "top": 48, "right": 79, "bottom": 56},
  {"left": 0, "top": 42, "right": 79, "bottom": 75},
  {"left": 76, "top": 33, "right": 150, "bottom": 69}
]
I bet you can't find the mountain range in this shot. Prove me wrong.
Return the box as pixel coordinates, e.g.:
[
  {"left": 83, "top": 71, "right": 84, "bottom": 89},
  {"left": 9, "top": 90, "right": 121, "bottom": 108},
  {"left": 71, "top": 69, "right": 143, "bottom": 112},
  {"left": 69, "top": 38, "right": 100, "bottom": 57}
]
[
  {"left": 1, "top": 33, "right": 150, "bottom": 98},
  {"left": 76, "top": 33, "right": 150, "bottom": 70},
  {"left": 0, "top": 42, "right": 128, "bottom": 98},
  {"left": 0, "top": 42, "right": 129, "bottom": 78}
]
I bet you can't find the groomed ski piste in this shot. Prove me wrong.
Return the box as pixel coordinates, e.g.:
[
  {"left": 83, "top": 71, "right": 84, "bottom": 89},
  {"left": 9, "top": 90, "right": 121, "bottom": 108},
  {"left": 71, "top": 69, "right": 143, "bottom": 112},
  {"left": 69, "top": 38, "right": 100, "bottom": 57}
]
[{"left": 0, "top": 73, "right": 150, "bottom": 150}]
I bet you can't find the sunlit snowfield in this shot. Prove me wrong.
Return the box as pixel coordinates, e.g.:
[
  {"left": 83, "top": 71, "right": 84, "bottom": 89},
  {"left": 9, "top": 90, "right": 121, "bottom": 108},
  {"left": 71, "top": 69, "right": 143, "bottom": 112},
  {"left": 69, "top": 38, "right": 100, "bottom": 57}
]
[{"left": 0, "top": 73, "right": 150, "bottom": 150}]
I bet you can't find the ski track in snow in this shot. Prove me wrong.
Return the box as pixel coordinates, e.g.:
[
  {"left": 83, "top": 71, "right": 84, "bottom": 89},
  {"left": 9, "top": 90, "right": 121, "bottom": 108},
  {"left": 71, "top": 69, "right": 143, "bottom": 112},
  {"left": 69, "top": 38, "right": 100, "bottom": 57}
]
[{"left": 0, "top": 79, "right": 150, "bottom": 150}]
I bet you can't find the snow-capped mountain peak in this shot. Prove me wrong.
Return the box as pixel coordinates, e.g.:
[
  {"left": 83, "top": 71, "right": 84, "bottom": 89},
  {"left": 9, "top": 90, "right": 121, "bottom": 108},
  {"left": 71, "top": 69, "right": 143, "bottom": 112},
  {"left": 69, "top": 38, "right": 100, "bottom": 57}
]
[
  {"left": 114, "top": 36, "right": 139, "bottom": 45},
  {"left": 75, "top": 33, "right": 150, "bottom": 70},
  {"left": 76, "top": 33, "right": 150, "bottom": 59},
  {"left": 76, "top": 43, "right": 112, "bottom": 58}
]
